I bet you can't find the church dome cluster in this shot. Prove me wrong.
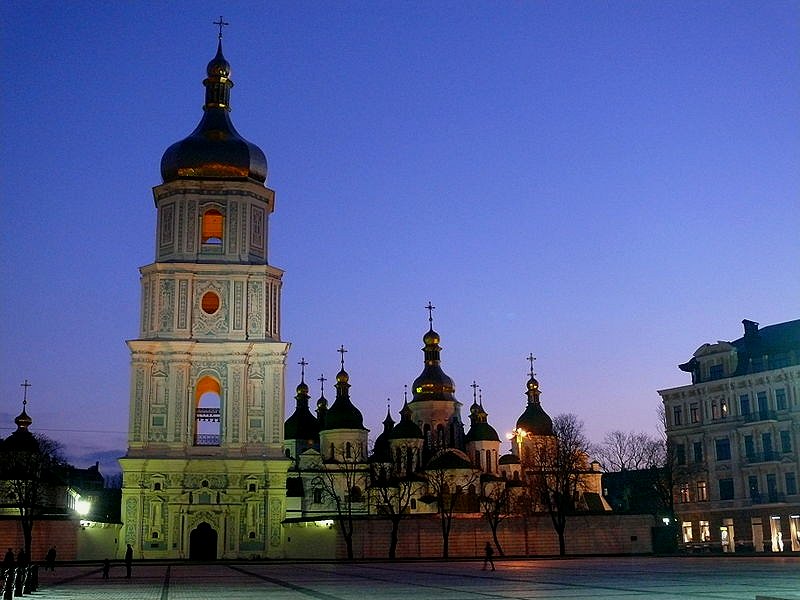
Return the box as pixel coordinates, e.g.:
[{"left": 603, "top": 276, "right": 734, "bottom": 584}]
[{"left": 284, "top": 308, "right": 556, "bottom": 478}]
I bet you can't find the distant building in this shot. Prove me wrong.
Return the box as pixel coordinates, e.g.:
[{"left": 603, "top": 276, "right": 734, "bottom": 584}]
[{"left": 659, "top": 318, "right": 800, "bottom": 552}]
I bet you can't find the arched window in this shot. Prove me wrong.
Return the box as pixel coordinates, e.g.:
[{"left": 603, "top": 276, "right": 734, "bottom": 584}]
[
  {"left": 194, "top": 376, "right": 221, "bottom": 446},
  {"left": 201, "top": 209, "right": 224, "bottom": 245},
  {"left": 346, "top": 441, "right": 352, "bottom": 459}
]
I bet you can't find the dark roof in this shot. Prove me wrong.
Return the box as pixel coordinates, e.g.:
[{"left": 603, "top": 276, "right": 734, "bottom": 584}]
[
  {"left": 426, "top": 449, "right": 474, "bottom": 471},
  {"left": 498, "top": 453, "right": 520, "bottom": 465},
  {"left": 389, "top": 418, "right": 424, "bottom": 440},
  {"left": 284, "top": 403, "right": 320, "bottom": 442},
  {"left": 465, "top": 422, "right": 500, "bottom": 443},
  {"left": 516, "top": 401, "right": 554, "bottom": 436}
]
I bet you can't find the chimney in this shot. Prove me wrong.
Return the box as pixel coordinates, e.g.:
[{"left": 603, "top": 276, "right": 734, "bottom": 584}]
[{"left": 742, "top": 319, "right": 759, "bottom": 337}]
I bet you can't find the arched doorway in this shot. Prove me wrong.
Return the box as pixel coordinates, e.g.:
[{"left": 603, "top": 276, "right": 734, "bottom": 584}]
[{"left": 189, "top": 522, "right": 217, "bottom": 560}]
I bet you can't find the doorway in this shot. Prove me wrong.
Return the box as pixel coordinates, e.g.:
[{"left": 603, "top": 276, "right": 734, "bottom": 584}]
[{"left": 189, "top": 522, "right": 218, "bottom": 560}]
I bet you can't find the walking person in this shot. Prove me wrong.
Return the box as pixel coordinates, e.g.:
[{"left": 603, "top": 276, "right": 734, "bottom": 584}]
[
  {"left": 102, "top": 559, "right": 110, "bottom": 579},
  {"left": 45, "top": 547, "right": 56, "bottom": 572},
  {"left": 482, "top": 541, "right": 495, "bottom": 571},
  {"left": 124, "top": 544, "right": 133, "bottom": 579}
]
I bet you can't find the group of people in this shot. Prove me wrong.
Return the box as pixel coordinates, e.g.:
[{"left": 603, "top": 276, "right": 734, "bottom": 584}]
[{"left": 2, "top": 545, "right": 133, "bottom": 579}]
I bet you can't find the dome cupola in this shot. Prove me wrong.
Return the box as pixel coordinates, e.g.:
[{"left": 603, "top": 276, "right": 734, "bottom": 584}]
[
  {"left": 411, "top": 303, "right": 456, "bottom": 403},
  {"left": 160, "top": 39, "right": 268, "bottom": 184},
  {"left": 321, "top": 346, "right": 366, "bottom": 431},
  {"left": 515, "top": 356, "right": 554, "bottom": 437},
  {"left": 284, "top": 359, "right": 320, "bottom": 444}
]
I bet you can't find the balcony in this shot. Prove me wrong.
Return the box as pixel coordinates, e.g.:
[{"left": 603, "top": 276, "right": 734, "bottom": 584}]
[
  {"left": 743, "top": 410, "right": 777, "bottom": 423},
  {"left": 194, "top": 434, "right": 221, "bottom": 446},
  {"left": 745, "top": 451, "right": 780, "bottom": 464}
]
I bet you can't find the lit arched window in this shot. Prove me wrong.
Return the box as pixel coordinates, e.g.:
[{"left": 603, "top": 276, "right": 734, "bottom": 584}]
[
  {"left": 194, "top": 376, "right": 221, "bottom": 446},
  {"left": 202, "top": 210, "right": 224, "bottom": 245}
]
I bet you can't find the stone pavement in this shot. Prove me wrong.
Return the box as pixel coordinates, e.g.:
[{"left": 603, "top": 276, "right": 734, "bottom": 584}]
[{"left": 31, "top": 556, "right": 800, "bottom": 600}]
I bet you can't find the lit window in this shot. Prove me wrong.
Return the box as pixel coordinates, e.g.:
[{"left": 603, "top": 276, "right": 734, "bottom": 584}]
[
  {"left": 679, "top": 484, "right": 690, "bottom": 503},
  {"left": 682, "top": 521, "right": 693, "bottom": 542},
  {"left": 697, "top": 481, "right": 708, "bottom": 501},
  {"left": 202, "top": 209, "right": 224, "bottom": 245},
  {"left": 721, "top": 400, "right": 728, "bottom": 417},
  {"left": 699, "top": 520, "right": 710, "bottom": 541}
]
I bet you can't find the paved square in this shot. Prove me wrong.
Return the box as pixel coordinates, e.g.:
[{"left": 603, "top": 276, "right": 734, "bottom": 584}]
[{"left": 31, "top": 556, "right": 800, "bottom": 600}]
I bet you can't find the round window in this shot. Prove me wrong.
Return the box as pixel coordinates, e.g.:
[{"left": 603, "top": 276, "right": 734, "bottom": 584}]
[{"left": 201, "top": 292, "right": 220, "bottom": 314}]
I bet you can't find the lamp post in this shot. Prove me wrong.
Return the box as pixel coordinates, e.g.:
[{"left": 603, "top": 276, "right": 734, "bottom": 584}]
[{"left": 506, "top": 427, "right": 528, "bottom": 460}]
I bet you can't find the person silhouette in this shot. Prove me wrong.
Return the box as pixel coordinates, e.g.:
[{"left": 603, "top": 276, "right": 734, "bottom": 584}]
[{"left": 482, "top": 541, "right": 495, "bottom": 571}]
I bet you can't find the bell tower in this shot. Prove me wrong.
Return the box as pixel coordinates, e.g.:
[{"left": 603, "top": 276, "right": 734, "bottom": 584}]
[{"left": 119, "top": 31, "right": 290, "bottom": 559}]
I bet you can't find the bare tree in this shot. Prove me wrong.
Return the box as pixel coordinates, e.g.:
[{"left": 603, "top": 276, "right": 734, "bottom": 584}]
[
  {"left": 368, "top": 457, "right": 420, "bottom": 559},
  {"left": 0, "top": 434, "right": 67, "bottom": 557},
  {"left": 524, "top": 413, "right": 590, "bottom": 556},
  {"left": 305, "top": 444, "right": 369, "bottom": 560},
  {"left": 425, "top": 452, "right": 480, "bottom": 559},
  {"left": 593, "top": 430, "right": 663, "bottom": 472},
  {"left": 479, "top": 479, "right": 519, "bottom": 556}
]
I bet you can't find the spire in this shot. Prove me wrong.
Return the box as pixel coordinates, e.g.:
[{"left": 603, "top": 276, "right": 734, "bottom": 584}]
[
  {"left": 316, "top": 373, "right": 328, "bottom": 418},
  {"left": 15, "top": 379, "right": 33, "bottom": 430},
  {"left": 323, "top": 346, "right": 365, "bottom": 430}
]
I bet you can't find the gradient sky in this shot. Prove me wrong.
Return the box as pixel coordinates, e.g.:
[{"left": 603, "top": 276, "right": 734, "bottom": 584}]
[{"left": 2, "top": 1, "right": 798, "bottom": 477}]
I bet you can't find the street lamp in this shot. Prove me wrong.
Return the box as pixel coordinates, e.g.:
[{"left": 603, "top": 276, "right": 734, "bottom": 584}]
[{"left": 506, "top": 427, "right": 528, "bottom": 458}]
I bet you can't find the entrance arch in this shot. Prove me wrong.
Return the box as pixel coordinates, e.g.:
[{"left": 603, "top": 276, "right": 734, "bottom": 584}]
[{"left": 189, "top": 522, "right": 218, "bottom": 560}]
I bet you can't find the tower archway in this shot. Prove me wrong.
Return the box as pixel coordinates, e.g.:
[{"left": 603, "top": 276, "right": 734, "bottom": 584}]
[
  {"left": 195, "top": 375, "right": 221, "bottom": 446},
  {"left": 189, "top": 522, "right": 217, "bottom": 560}
]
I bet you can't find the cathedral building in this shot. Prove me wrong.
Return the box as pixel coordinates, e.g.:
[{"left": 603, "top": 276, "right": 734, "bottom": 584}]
[{"left": 118, "top": 35, "right": 617, "bottom": 560}]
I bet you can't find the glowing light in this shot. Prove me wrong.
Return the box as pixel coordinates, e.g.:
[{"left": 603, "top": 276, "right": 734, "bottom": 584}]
[
  {"left": 315, "top": 519, "right": 334, "bottom": 527},
  {"left": 662, "top": 517, "right": 671, "bottom": 525},
  {"left": 76, "top": 500, "right": 91, "bottom": 516}
]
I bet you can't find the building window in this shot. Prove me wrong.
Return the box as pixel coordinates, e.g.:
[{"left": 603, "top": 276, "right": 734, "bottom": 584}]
[
  {"left": 711, "top": 402, "right": 719, "bottom": 420},
  {"left": 673, "top": 406, "right": 683, "bottom": 426},
  {"left": 676, "top": 443, "right": 686, "bottom": 466},
  {"left": 744, "top": 435, "right": 755, "bottom": 460},
  {"left": 697, "top": 481, "right": 708, "bottom": 501},
  {"left": 312, "top": 489, "right": 323, "bottom": 503},
  {"left": 721, "top": 400, "right": 728, "bottom": 417},
  {"left": 201, "top": 291, "right": 220, "bottom": 315},
  {"left": 699, "top": 520, "right": 710, "bottom": 541},
  {"left": 781, "top": 430, "right": 792, "bottom": 454},
  {"left": 786, "top": 472, "right": 797, "bottom": 496},
  {"left": 201, "top": 209, "right": 224, "bottom": 245},
  {"left": 715, "top": 438, "right": 731, "bottom": 461},
  {"left": 739, "top": 394, "right": 751, "bottom": 416},
  {"left": 690, "top": 403, "right": 699, "bottom": 423},
  {"left": 762, "top": 432, "right": 774, "bottom": 460},
  {"left": 719, "top": 478, "right": 734, "bottom": 500},
  {"left": 153, "top": 482, "right": 162, "bottom": 491},
  {"left": 776, "top": 388, "right": 787, "bottom": 411},
  {"left": 709, "top": 364, "right": 723, "bottom": 380},
  {"left": 757, "top": 391, "right": 769, "bottom": 415},
  {"left": 248, "top": 483, "right": 257, "bottom": 492},
  {"left": 748, "top": 475, "right": 760, "bottom": 500},
  {"left": 693, "top": 441, "right": 703, "bottom": 463},
  {"left": 679, "top": 483, "right": 690, "bottom": 503},
  {"left": 682, "top": 521, "right": 693, "bottom": 543}
]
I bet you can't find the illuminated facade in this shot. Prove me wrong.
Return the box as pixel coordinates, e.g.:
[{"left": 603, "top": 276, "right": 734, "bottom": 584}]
[
  {"left": 119, "top": 39, "right": 291, "bottom": 559},
  {"left": 659, "top": 318, "right": 800, "bottom": 553}
]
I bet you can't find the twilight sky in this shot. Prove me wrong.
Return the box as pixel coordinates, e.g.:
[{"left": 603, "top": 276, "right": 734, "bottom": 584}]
[{"left": 1, "top": 1, "right": 798, "bottom": 477}]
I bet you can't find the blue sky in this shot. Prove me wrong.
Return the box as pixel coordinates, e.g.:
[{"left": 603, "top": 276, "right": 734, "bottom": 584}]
[{"left": 2, "top": 1, "right": 798, "bottom": 476}]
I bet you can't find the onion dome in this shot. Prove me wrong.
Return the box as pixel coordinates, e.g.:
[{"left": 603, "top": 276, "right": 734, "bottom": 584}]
[
  {"left": 498, "top": 453, "right": 521, "bottom": 465},
  {"left": 2, "top": 404, "right": 39, "bottom": 454},
  {"left": 284, "top": 375, "right": 320, "bottom": 444},
  {"left": 371, "top": 404, "right": 395, "bottom": 462},
  {"left": 516, "top": 373, "right": 554, "bottom": 436},
  {"left": 322, "top": 366, "right": 366, "bottom": 431},
  {"left": 411, "top": 328, "right": 457, "bottom": 403},
  {"left": 390, "top": 400, "right": 424, "bottom": 440},
  {"left": 465, "top": 406, "right": 500, "bottom": 443},
  {"left": 160, "top": 40, "right": 268, "bottom": 184}
]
